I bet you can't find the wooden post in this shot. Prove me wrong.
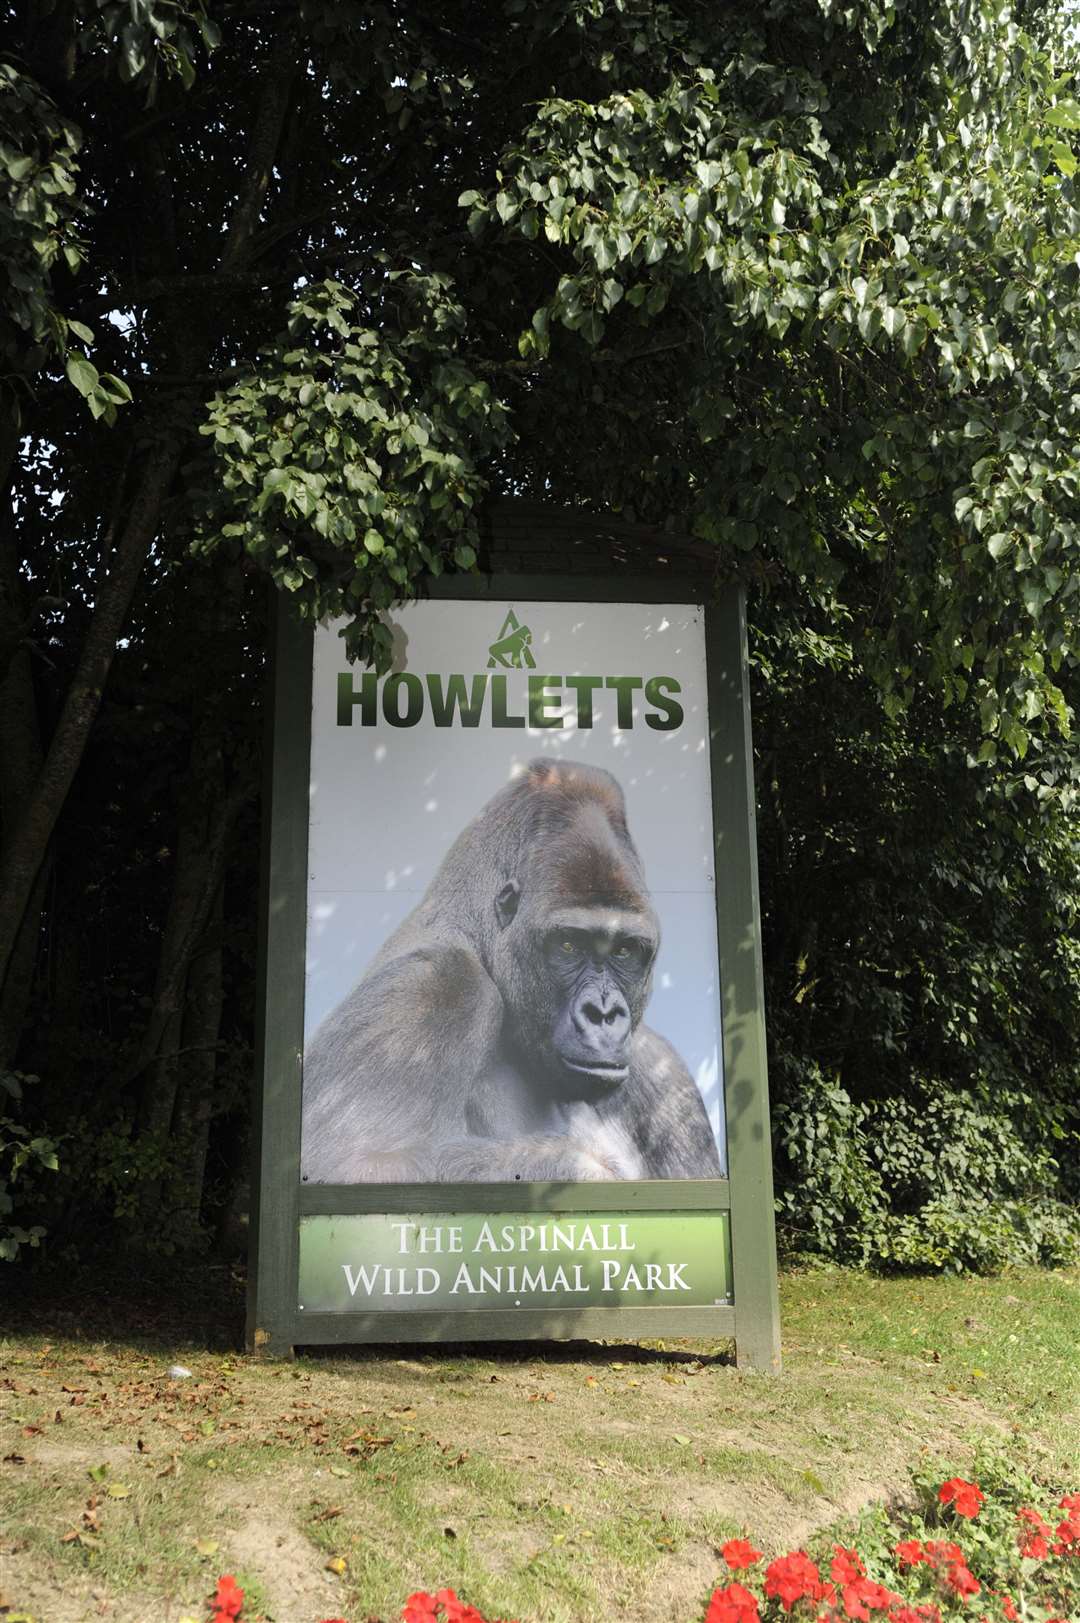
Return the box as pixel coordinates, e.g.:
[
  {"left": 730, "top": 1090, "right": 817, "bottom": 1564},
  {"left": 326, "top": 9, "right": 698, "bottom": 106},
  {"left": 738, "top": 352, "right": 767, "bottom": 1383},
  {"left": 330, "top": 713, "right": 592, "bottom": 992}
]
[{"left": 707, "top": 588, "right": 782, "bottom": 1371}]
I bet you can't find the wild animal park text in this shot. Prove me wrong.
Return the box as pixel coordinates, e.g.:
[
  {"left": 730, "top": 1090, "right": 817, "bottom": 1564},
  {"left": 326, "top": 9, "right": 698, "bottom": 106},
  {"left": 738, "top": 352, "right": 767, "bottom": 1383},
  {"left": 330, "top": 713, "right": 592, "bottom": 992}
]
[{"left": 297, "top": 1211, "right": 731, "bottom": 1313}]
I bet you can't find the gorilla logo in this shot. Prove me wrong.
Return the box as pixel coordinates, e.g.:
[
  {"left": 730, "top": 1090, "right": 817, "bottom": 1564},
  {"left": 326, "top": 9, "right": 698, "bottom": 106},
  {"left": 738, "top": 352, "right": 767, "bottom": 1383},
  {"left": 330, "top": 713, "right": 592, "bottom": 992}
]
[
  {"left": 486, "top": 608, "right": 536, "bottom": 670},
  {"left": 301, "top": 758, "right": 722, "bottom": 1183}
]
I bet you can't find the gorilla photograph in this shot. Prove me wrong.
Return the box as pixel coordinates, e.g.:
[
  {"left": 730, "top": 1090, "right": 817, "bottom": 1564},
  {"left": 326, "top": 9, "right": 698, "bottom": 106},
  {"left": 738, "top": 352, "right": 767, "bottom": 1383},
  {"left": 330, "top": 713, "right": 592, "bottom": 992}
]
[{"left": 301, "top": 757, "right": 723, "bottom": 1184}]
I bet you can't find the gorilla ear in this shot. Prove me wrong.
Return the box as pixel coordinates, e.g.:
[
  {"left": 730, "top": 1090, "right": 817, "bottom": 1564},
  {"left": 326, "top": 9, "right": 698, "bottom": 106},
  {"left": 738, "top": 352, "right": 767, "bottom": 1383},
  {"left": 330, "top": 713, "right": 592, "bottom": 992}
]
[{"left": 494, "top": 881, "right": 520, "bottom": 929}]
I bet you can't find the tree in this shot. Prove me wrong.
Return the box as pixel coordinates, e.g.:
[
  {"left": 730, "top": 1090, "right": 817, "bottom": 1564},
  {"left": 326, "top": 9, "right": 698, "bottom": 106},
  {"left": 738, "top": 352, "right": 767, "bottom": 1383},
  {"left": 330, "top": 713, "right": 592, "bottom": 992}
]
[{"left": 2, "top": 0, "right": 1079, "bottom": 1259}]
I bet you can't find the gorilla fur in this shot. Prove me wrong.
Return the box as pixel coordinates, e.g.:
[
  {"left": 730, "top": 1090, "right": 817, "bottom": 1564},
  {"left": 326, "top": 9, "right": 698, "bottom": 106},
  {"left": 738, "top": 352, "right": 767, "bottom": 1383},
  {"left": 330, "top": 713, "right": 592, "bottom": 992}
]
[{"left": 302, "top": 758, "right": 722, "bottom": 1182}]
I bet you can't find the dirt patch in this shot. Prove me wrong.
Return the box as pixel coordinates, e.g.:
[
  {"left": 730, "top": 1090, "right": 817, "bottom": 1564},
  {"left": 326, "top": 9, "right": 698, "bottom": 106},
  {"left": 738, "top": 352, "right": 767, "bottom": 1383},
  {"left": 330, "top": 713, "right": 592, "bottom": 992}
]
[
  {"left": 225, "top": 1498, "right": 346, "bottom": 1623},
  {"left": 644, "top": 1540, "right": 725, "bottom": 1621}
]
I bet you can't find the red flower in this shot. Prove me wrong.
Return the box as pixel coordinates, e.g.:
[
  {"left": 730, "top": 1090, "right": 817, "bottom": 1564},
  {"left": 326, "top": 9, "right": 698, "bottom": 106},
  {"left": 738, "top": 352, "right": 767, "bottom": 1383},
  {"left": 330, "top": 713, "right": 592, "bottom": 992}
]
[
  {"left": 923, "top": 1541, "right": 964, "bottom": 1568},
  {"left": 843, "top": 1577, "right": 900, "bottom": 1619},
  {"left": 403, "top": 1596, "right": 440, "bottom": 1623},
  {"left": 831, "top": 1547, "right": 867, "bottom": 1586},
  {"left": 211, "top": 1574, "right": 244, "bottom": 1622},
  {"left": 722, "top": 1538, "right": 763, "bottom": 1570},
  {"left": 1016, "top": 1506, "right": 1051, "bottom": 1559},
  {"left": 764, "top": 1552, "right": 827, "bottom": 1612},
  {"left": 705, "top": 1580, "right": 761, "bottom": 1623},
  {"left": 1053, "top": 1514, "right": 1079, "bottom": 1552},
  {"left": 937, "top": 1479, "right": 984, "bottom": 1519},
  {"left": 894, "top": 1542, "right": 926, "bottom": 1568},
  {"left": 1000, "top": 1597, "right": 1018, "bottom": 1622},
  {"left": 941, "top": 1560, "right": 980, "bottom": 1600}
]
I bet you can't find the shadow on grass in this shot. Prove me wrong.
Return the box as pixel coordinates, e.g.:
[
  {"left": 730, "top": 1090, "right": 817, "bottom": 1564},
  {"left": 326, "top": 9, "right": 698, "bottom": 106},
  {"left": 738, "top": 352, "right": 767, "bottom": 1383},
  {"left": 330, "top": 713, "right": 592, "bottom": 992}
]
[
  {"left": 0, "top": 1256, "right": 247, "bottom": 1353},
  {"left": 0, "top": 1258, "right": 734, "bottom": 1367},
  {"left": 302, "top": 1338, "right": 734, "bottom": 1368}
]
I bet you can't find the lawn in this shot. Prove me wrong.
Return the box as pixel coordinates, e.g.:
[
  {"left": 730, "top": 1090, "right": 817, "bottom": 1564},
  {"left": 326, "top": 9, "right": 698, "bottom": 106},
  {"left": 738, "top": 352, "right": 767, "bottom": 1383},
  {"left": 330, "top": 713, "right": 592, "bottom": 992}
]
[{"left": 1, "top": 1264, "right": 1077, "bottom": 1623}]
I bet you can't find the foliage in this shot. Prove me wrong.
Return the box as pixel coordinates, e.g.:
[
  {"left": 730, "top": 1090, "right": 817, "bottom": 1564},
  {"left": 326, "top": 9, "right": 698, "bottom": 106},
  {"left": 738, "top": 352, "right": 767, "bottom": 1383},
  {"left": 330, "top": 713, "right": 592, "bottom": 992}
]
[
  {"left": 753, "top": 588, "right": 1080, "bottom": 1272},
  {"left": 5, "top": 0, "right": 1080, "bottom": 1258},
  {"left": 0, "top": 1069, "right": 58, "bottom": 1260},
  {"left": 772, "top": 1068, "right": 1080, "bottom": 1272},
  {"left": 0, "top": 66, "right": 85, "bottom": 410},
  {"left": 196, "top": 276, "right": 509, "bottom": 665}
]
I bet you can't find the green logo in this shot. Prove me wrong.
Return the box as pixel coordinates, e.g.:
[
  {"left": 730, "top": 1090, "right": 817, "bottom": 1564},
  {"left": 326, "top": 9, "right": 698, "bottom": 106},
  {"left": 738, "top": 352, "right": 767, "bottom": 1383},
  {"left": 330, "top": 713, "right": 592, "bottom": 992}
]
[{"left": 487, "top": 608, "right": 536, "bottom": 670}]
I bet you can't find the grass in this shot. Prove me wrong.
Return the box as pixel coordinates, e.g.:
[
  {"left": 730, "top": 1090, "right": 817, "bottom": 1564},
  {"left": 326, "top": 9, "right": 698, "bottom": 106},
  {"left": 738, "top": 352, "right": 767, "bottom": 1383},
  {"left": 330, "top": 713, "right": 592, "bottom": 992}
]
[{"left": 0, "top": 1263, "right": 1077, "bottom": 1623}]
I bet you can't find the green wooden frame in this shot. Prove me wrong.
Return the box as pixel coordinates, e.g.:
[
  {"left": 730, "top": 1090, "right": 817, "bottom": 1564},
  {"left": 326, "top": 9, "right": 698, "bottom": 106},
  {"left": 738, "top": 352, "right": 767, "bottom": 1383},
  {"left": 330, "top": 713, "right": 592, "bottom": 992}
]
[{"left": 248, "top": 573, "right": 780, "bottom": 1371}]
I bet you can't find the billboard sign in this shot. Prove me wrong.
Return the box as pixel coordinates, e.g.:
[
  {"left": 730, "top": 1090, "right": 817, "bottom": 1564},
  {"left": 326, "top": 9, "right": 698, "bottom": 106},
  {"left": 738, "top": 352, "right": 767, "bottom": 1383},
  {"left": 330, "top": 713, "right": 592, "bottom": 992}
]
[
  {"left": 301, "top": 598, "right": 725, "bottom": 1191},
  {"left": 251, "top": 570, "right": 780, "bottom": 1368}
]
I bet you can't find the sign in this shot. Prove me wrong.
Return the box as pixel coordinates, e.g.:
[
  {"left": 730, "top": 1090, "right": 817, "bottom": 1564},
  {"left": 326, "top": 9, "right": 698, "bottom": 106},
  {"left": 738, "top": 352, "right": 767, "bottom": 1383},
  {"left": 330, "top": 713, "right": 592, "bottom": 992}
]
[
  {"left": 301, "top": 598, "right": 726, "bottom": 1190},
  {"left": 250, "top": 564, "right": 780, "bottom": 1370},
  {"left": 298, "top": 1211, "right": 732, "bottom": 1313}
]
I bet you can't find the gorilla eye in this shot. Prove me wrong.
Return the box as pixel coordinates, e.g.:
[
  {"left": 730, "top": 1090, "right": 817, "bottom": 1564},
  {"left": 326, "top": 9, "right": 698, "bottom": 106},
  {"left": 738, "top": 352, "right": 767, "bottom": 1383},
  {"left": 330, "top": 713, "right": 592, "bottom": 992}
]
[{"left": 560, "top": 938, "right": 576, "bottom": 954}]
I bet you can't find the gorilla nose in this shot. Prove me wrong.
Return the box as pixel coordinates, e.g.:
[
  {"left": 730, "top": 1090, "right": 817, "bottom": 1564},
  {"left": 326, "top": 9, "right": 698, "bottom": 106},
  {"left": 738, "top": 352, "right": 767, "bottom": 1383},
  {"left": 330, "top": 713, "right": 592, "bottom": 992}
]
[
  {"left": 574, "top": 990, "right": 629, "bottom": 1049},
  {"left": 581, "top": 997, "right": 625, "bottom": 1028}
]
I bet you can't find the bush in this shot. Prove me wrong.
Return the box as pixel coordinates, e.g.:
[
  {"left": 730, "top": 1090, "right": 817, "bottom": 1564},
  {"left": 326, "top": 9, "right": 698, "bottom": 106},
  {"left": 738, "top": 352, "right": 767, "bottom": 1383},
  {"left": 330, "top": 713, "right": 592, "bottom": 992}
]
[
  {"left": 773, "top": 1065, "right": 1080, "bottom": 1272},
  {"left": 0, "top": 1069, "right": 58, "bottom": 1261}
]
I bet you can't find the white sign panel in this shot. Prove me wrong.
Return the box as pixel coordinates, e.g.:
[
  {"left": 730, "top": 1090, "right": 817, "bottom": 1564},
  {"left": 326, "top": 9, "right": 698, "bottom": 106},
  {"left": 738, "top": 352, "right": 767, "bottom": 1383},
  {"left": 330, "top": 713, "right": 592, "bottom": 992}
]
[{"left": 301, "top": 599, "right": 726, "bottom": 1182}]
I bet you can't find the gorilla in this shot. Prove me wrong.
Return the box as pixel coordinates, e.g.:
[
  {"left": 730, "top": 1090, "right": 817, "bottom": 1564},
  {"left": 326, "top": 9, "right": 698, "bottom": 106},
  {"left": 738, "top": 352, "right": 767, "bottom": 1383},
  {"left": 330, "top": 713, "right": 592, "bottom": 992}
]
[{"left": 301, "top": 758, "right": 722, "bottom": 1183}]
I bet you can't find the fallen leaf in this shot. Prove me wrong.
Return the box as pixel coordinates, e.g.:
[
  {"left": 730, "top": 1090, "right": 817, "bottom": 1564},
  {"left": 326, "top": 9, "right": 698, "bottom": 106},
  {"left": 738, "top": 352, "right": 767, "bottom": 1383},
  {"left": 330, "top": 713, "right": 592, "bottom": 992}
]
[
  {"left": 314, "top": 1505, "right": 343, "bottom": 1523},
  {"left": 193, "top": 1538, "right": 219, "bottom": 1557},
  {"left": 326, "top": 1556, "right": 347, "bottom": 1576},
  {"left": 88, "top": 1464, "right": 109, "bottom": 1483},
  {"left": 443, "top": 1525, "right": 457, "bottom": 1540},
  {"left": 106, "top": 1483, "right": 131, "bottom": 1499},
  {"left": 672, "top": 1434, "right": 691, "bottom": 1447},
  {"left": 328, "top": 1464, "right": 350, "bottom": 1478}
]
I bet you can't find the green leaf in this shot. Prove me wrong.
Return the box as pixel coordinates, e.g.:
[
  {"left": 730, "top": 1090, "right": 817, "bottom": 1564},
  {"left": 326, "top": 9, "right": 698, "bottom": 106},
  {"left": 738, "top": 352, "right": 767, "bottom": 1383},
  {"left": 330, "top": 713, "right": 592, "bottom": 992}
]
[
  {"left": 100, "top": 373, "right": 133, "bottom": 404},
  {"left": 65, "top": 354, "right": 99, "bottom": 397}
]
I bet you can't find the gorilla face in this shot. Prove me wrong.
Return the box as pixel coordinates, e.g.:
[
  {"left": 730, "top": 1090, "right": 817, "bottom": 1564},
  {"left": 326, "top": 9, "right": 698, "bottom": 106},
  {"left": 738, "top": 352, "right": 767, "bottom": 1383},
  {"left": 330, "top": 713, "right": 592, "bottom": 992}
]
[
  {"left": 542, "top": 910, "right": 658, "bottom": 1090},
  {"left": 488, "top": 787, "right": 660, "bottom": 1100}
]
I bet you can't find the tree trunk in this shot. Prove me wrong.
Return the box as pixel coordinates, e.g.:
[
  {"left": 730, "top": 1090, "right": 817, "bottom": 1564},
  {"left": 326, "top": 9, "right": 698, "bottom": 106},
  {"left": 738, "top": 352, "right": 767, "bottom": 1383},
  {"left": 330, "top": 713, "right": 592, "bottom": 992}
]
[
  {"left": 173, "top": 879, "right": 225, "bottom": 1238},
  {"left": 0, "top": 455, "right": 47, "bottom": 1066},
  {"left": 0, "top": 434, "right": 186, "bottom": 1006}
]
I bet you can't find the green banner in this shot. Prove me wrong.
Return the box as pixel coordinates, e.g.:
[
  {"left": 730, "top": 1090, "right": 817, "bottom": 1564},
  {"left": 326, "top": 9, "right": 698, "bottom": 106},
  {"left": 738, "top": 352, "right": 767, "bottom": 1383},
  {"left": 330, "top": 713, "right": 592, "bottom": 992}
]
[{"left": 298, "top": 1210, "right": 731, "bottom": 1313}]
